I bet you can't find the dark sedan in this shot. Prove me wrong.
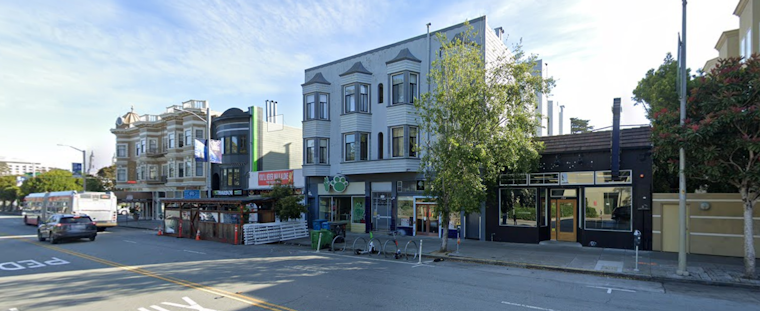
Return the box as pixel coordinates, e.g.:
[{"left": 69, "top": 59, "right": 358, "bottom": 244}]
[{"left": 37, "top": 214, "right": 97, "bottom": 244}]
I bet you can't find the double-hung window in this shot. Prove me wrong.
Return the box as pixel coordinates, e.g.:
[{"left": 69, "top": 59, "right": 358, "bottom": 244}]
[
  {"left": 306, "top": 94, "right": 316, "bottom": 119},
  {"left": 392, "top": 74, "right": 405, "bottom": 104},
  {"left": 186, "top": 161, "right": 193, "bottom": 177},
  {"left": 178, "top": 162, "right": 184, "bottom": 178},
  {"left": 304, "top": 93, "right": 329, "bottom": 120},
  {"left": 390, "top": 126, "right": 420, "bottom": 158},
  {"left": 343, "top": 84, "right": 370, "bottom": 113},
  {"left": 169, "top": 134, "right": 175, "bottom": 149},
  {"left": 344, "top": 133, "right": 369, "bottom": 161},
  {"left": 116, "top": 145, "right": 126, "bottom": 158},
  {"left": 195, "top": 162, "right": 204, "bottom": 177},
  {"left": 117, "top": 168, "right": 127, "bottom": 182},
  {"left": 319, "top": 94, "right": 328, "bottom": 119},
  {"left": 344, "top": 134, "right": 356, "bottom": 161},
  {"left": 185, "top": 130, "right": 192, "bottom": 146},
  {"left": 344, "top": 85, "right": 356, "bottom": 113},
  {"left": 390, "top": 72, "right": 420, "bottom": 105},
  {"left": 304, "top": 138, "right": 329, "bottom": 164},
  {"left": 306, "top": 140, "right": 315, "bottom": 164}
]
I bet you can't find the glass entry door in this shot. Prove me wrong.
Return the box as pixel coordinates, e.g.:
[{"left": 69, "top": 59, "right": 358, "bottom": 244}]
[
  {"left": 415, "top": 203, "right": 438, "bottom": 236},
  {"left": 550, "top": 199, "right": 577, "bottom": 242}
]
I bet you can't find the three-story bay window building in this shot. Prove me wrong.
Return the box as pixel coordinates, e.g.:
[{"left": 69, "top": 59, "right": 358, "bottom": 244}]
[{"left": 302, "top": 16, "right": 509, "bottom": 238}]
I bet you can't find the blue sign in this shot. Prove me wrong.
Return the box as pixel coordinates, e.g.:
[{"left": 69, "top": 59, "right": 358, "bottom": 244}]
[
  {"left": 72, "top": 163, "right": 82, "bottom": 176},
  {"left": 183, "top": 190, "right": 201, "bottom": 199}
]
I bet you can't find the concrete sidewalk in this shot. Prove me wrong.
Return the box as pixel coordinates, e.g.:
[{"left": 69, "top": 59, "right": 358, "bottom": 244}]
[
  {"left": 116, "top": 221, "right": 760, "bottom": 290},
  {"left": 283, "top": 231, "right": 760, "bottom": 290}
]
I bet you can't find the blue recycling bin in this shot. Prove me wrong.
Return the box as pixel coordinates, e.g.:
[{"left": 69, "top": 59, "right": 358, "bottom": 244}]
[
  {"left": 322, "top": 221, "right": 332, "bottom": 230},
  {"left": 313, "top": 219, "right": 327, "bottom": 230}
]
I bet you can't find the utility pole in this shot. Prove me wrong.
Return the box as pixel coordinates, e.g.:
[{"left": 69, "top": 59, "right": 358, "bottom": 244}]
[{"left": 677, "top": 0, "right": 689, "bottom": 276}]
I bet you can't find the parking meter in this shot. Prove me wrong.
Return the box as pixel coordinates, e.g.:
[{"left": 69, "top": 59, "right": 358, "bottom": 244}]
[
  {"left": 633, "top": 230, "right": 642, "bottom": 247},
  {"left": 633, "top": 230, "right": 642, "bottom": 272}
]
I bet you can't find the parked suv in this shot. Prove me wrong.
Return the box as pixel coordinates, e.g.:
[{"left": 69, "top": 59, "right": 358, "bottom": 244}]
[{"left": 37, "top": 214, "right": 97, "bottom": 244}]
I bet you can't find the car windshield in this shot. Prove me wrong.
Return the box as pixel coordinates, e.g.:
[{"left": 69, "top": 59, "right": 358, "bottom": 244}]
[{"left": 60, "top": 217, "right": 92, "bottom": 224}]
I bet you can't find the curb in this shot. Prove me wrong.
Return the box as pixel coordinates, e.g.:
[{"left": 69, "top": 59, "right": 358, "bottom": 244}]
[
  {"left": 283, "top": 241, "right": 760, "bottom": 290},
  {"left": 425, "top": 253, "right": 760, "bottom": 291}
]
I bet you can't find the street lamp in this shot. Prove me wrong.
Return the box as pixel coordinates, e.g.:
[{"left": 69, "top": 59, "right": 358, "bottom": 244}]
[
  {"left": 57, "top": 144, "right": 86, "bottom": 193},
  {"left": 175, "top": 106, "right": 212, "bottom": 199}
]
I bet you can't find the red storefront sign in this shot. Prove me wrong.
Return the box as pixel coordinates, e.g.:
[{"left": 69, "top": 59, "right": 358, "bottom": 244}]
[{"left": 258, "top": 170, "right": 294, "bottom": 186}]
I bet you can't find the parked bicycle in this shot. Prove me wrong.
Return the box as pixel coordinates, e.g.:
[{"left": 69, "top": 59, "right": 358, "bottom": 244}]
[
  {"left": 353, "top": 232, "right": 381, "bottom": 255},
  {"left": 383, "top": 230, "right": 418, "bottom": 260}
]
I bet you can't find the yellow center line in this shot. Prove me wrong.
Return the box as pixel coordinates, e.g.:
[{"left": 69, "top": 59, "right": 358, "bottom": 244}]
[{"left": 2, "top": 233, "right": 297, "bottom": 311}]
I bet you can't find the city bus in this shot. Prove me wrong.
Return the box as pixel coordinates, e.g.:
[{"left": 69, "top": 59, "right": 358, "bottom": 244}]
[{"left": 22, "top": 191, "right": 118, "bottom": 230}]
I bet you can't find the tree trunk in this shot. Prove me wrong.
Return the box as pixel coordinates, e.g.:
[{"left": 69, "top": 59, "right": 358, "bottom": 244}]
[
  {"left": 440, "top": 217, "right": 450, "bottom": 252},
  {"left": 741, "top": 187, "right": 756, "bottom": 279}
]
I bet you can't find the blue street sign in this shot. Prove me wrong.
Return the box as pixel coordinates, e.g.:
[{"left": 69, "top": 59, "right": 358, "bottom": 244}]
[{"left": 72, "top": 163, "right": 82, "bottom": 176}]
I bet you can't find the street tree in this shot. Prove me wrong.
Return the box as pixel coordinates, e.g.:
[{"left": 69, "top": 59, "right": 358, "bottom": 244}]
[
  {"left": 569, "top": 118, "right": 593, "bottom": 134},
  {"left": 20, "top": 169, "right": 80, "bottom": 198},
  {"left": 0, "top": 161, "right": 8, "bottom": 175},
  {"left": 657, "top": 56, "right": 760, "bottom": 278},
  {"left": 632, "top": 53, "right": 733, "bottom": 193},
  {"left": 416, "top": 23, "right": 552, "bottom": 252},
  {"left": 96, "top": 165, "right": 116, "bottom": 191},
  {"left": 267, "top": 179, "right": 307, "bottom": 221},
  {"left": 0, "top": 176, "right": 19, "bottom": 210}
]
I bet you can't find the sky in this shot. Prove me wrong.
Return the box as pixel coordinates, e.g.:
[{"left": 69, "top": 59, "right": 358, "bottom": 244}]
[{"left": 0, "top": 0, "right": 740, "bottom": 172}]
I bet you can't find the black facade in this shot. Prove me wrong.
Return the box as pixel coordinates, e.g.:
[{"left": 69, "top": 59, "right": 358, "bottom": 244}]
[
  {"left": 487, "top": 126, "right": 653, "bottom": 250},
  {"left": 211, "top": 108, "right": 252, "bottom": 192}
]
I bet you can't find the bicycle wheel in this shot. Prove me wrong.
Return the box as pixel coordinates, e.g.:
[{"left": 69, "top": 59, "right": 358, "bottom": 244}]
[
  {"left": 404, "top": 240, "right": 419, "bottom": 261},
  {"left": 368, "top": 238, "right": 382, "bottom": 256},
  {"left": 331, "top": 235, "right": 346, "bottom": 252},
  {"left": 352, "top": 237, "right": 367, "bottom": 255},
  {"left": 382, "top": 239, "right": 398, "bottom": 258}
]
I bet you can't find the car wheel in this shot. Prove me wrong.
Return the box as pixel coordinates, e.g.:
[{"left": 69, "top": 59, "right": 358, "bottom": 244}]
[
  {"left": 37, "top": 230, "right": 46, "bottom": 242},
  {"left": 50, "top": 233, "right": 58, "bottom": 245},
  {"left": 89, "top": 235, "right": 96, "bottom": 241}
]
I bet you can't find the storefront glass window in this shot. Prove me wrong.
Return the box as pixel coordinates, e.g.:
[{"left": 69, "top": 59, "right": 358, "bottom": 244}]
[
  {"left": 397, "top": 197, "right": 414, "bottom": 228},
  {"left": 499, "top": 188, "right": 537, "bottom": 227},
  {"left": 319, "top": 197, "right": 331, "bottom": 220},
  {"left": 351, "top": 197, "right": 365, "bottom": 224},
  {"left": 584, "top": 187, "right": 632, "bottom": 231}
]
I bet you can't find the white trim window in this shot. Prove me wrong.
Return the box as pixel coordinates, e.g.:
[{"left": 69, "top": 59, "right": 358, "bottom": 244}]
[
  {"left": 391, "top": 74, "right": 405, "bottom": 104},
  {"left": 185, "top": 129, "right": 192, "bottom": 146},
  {"left": 117, "top": 167, "right": 127, "bottom": 182},
  {"left": 178, "top": 162, "right": 185, "bottom": 178},
  {"left": 168, "top": 133, "right": 175, "bottom": 149},
  {"left": 195, "top": 161, "right": 203, "bottom": 177},
  {"left": 186, "top": 161, "right": 193, "bottom": 177},
  {"left": 116, "top": 144, "right": 127, "bottom": 158}
]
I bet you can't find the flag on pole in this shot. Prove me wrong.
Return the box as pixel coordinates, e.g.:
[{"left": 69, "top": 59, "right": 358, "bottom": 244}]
[
  {"left": 209, "top": 139, "right": 223, "bottom": 164},
  {"left": 194, "top": 139, "right": 207, "bottom": 162}
]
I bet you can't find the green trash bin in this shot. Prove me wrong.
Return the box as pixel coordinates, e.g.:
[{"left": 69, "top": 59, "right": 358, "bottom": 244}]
[{"left": 310, "top": 229, "right": 334, "bottom": 250}]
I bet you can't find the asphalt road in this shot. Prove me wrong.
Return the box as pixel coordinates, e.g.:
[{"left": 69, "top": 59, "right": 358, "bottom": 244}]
[{"left": 1, "top": 215, "right": 759, "bottom": 311}]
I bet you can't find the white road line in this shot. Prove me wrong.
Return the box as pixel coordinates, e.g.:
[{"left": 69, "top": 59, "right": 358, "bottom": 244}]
[
  {"left": 183, "top": 250, "right": 206, "bottom": 255},
  {"left": 123, "top": 240, "right": 137, "bottom": 244},
  {"left": 586, "top": 286, "right": 637, "bottom": 294},
  {"left": 501, "top": 301, "right": 559, "bottom": 311}
]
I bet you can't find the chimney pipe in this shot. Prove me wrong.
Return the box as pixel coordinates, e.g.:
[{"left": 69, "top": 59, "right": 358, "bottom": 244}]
[
  {"left": 559, "top": 105, "right": 565, "bottom": 135},
  {"left": 611, "top": 98, "right": 622, "bottom": 177},
  {"left": 547, "top": 100, "right": 554, "bottom": 136}
]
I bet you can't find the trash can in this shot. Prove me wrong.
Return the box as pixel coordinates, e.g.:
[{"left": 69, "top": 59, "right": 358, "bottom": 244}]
[
  {"left": 313, "top": 219, "right": 327, "bottom": 230},
  {"left": 310, "top": 229, "right": 334, "bottom": 250},
  {"left": 322, "top": 221, "right": 332, "bottom": 230}
]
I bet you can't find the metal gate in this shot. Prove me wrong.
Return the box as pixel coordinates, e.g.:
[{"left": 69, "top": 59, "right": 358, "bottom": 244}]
[{"left": 372, "top": 192, "right": 392, "bottom": 232}]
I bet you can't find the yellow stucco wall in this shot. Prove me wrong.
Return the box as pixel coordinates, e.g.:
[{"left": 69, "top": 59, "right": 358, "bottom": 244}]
[{"left": 653, "top": 193, "right": 760, "bottom": 258}]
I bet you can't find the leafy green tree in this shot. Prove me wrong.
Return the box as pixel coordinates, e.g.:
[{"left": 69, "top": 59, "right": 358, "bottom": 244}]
[
  {"left": 569, "top": 118, "right": 593, "bottom": 134},
  {"left": 266, "top": 179, "right": 307, "bottom": 221},
  {"left": 20, "top": 169, "right": 81, "bottom": 198},
  {"left": 416, "top": 22, "right": 552, "bottom": 252},
  {"left": 632, "top": 53, "right": 733, "bottom": 193},
  {"left": 0, "top": 176, "right": 18, "bottom": 211},
  {"left": 96, "top": 165, "right": 116, "bottom": 191},
  {"left": 0, "top": 162, "right": 8, "bottom": 175},
  {"left": 657, "top": 56, "right": 760, "bottom": 278}
]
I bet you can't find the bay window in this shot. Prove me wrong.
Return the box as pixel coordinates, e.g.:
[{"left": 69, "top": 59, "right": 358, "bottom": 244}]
[
  {"left": 343, "top": 83, "right": 370, "bottom": 113},
  {"left": 390, "top": 71, "right": 420, "bottom": 105},
  {"left": 344, "top": 132, "right": 369, "bottom": 162},
  {"left": 304, "top": 138, "right": 329, "bottom": 164},
  {"left": 304, "top": 92, "right": 329, "bottom": 120},
  {"left": 391, "top": 125, "right": 420, "bottom": 158},
  {"left": 392, "top": 74, "right": 404, "bottom": 104}
]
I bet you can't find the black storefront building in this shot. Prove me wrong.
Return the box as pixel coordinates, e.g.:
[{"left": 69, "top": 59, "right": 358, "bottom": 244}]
[{"left": 488, "top": 102, "right": 653, "bottom": 250}]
